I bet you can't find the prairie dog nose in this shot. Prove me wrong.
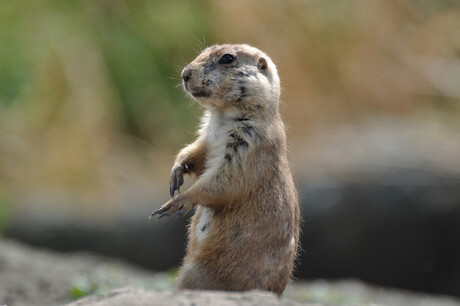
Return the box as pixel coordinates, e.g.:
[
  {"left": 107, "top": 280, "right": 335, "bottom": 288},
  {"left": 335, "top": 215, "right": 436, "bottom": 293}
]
[{"left": 181, "top": 66, "right": 192, "bottom": 82}]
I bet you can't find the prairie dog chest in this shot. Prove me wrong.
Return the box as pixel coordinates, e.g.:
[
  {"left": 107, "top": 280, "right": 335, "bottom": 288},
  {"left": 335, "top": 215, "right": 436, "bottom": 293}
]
[
  {"left": 205, "top": 113, "right": 233, "bottom": 150},
  {"left": 203, "top": 112, "right": 240, "bottom": 164}
]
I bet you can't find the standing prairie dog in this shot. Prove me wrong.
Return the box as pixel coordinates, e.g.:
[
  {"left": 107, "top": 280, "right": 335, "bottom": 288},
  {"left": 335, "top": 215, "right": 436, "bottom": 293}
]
[{"left": 150, "top": 44, "right": 300, "bottom": 295}]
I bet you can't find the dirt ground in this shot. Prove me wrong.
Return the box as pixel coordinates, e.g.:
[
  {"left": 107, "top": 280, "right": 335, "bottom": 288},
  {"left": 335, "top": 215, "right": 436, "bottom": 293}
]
[{"left": 0, "top": 238, "right": 459, "bottom": 306}]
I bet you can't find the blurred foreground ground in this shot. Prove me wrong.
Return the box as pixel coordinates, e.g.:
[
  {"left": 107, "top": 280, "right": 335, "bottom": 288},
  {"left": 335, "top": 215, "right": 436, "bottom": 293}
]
[{"left": 1, "top": 239, "right": 459, "bottom": 306}]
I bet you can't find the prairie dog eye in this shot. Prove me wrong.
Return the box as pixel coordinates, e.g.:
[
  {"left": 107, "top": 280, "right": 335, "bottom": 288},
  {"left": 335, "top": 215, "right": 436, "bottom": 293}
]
[{"left": 218, "top": 54, "right": 235, "bottom": 65}]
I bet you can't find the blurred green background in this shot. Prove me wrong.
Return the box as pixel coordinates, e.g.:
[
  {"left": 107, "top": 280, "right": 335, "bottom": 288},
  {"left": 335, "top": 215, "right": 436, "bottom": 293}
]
[
  {"left": 1, "top": 0, "right": 459, "bottom": 217},
  {"left": 1, "top": 0, "right": 460, "bottom": 299}
]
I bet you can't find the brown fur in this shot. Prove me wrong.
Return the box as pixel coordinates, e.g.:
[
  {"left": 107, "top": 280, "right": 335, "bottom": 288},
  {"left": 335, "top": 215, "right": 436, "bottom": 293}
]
[{"left": 151, "top": 44, "right": 300, "bottom": 295}]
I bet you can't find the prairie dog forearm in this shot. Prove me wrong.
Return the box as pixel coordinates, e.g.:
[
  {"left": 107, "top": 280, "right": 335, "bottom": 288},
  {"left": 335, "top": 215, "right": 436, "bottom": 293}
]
[{"left": 175, "top": 138, "right": 207, "bottom": 177}]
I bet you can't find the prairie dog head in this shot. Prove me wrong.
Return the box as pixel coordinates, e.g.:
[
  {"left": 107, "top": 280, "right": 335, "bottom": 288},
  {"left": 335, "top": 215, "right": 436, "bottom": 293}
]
[{"left": 181, "top": 44, "right": 280, "bottom": 114}]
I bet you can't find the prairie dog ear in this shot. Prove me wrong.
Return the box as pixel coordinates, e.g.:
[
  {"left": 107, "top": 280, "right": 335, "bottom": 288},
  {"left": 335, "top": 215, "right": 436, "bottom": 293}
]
[{"left": 258, "top": 57, "right": 268, "bottom": 70}]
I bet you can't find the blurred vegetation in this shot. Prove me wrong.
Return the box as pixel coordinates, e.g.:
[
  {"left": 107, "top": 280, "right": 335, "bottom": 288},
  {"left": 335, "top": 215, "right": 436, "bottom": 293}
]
[
  {"left": 69, "top": 276, "right": 99, "bottom": 300},
  {"left": 0, "top": 0, "right": 459, "bottom": 214},
  {"left": 0, "top": 187, "right": 9, "bottom": 233},
  {"left": 0, "top": 1, "right": 217, "bottom": 212},
  {"left": 0, "top": 0, "right": 214, "bottom": 141}
]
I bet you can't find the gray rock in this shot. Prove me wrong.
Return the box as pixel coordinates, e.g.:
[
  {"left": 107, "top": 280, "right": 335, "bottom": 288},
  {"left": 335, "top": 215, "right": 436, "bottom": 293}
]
[
  {"left": 68, "top": 288, "right": 307, "bottom": 306},
  {"left": 0, "top": 239, "right": 174, "bottom": 306}
]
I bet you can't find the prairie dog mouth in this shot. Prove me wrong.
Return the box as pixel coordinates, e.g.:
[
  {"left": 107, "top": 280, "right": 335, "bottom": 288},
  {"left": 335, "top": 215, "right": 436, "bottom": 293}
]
[
  {"left": 191, "top": 91, "right": 210, "bottom": 98},
  {"left": 183, "top": 80, "right": 211, "bottom": 98}
]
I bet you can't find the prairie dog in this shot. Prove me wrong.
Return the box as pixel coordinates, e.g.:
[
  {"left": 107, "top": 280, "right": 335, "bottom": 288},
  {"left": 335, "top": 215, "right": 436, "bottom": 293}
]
[{"left": 151, "top": 44, "right": 300, "bottom": 295}]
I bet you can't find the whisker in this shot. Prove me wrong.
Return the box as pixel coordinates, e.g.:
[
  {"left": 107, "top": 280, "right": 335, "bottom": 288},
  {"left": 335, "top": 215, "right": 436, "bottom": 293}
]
[
  {"left": 202, "top": 35, "right": 207, "bottom": 50},
  {"left": 187, "top": 97, "right": 196, "bottom": 108},
  {"left": 193, "top": 35, "right": 203, "bottom": 54}
]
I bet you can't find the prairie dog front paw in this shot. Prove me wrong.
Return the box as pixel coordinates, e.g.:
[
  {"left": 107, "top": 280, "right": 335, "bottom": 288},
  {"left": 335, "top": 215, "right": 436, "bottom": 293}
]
[
  {"left": 169, "top": 162, "right": 190, "bottom": 197},
  {"left": 149, "top": 194, "right": 194, "bottom": 219}
]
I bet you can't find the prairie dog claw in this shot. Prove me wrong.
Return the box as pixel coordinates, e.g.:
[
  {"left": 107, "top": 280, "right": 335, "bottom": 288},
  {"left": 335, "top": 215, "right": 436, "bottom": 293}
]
[
  {"left": 169, "top": 162, "right": 190, "bottom": 197},
  {"left": 149, "top": 194, "right": 193, "bottom": 220}
]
